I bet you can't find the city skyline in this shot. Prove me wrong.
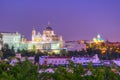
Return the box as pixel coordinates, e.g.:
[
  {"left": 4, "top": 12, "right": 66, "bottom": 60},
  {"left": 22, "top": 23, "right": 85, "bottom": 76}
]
[{"left": 0, "top": 0, "right": 120, "bottom": 41}]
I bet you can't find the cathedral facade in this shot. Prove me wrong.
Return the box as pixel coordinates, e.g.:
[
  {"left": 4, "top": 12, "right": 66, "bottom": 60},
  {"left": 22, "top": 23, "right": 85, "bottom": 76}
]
[{"left": 27, "top": 25, "right": 64, "bottom": 54}]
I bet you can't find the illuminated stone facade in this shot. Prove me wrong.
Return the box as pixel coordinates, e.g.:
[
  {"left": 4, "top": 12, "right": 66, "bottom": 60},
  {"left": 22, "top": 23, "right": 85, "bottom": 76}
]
[
  {"left": 0, "top": 24, "right": 64, "bottom": 53},
  {"left": 27, "top": 24, "right": 64, "bottom": 54},
  {"left": 0, "top": 32, "right": 21, "bottom": 51}
]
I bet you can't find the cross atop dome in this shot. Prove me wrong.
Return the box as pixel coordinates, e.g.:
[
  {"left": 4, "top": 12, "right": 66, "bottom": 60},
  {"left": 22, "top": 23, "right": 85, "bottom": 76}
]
[
  {"left": 48, "top": 21, "right": 50, "bottom": 27},
  {"left": 45, "top": 22, "right": 53, "bottom": 31}
]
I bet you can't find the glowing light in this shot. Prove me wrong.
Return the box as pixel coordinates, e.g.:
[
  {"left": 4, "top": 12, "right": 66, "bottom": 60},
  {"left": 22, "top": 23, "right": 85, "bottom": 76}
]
[
  {"left": 52, "top": 50, "right": 60, "bottom": 53},
  {"left": 34, "top": 38, "right": 42, "bottom": 42},
  {"left": 93, "top": 34, "right": 104, "bottom": 43}
]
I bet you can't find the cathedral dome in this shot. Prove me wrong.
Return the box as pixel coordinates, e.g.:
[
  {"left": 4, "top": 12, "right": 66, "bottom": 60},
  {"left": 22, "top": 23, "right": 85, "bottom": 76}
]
[
  {"left": 45, "top": 26, "right": 53, "bottom": 31},
  {"left": 45, "top": 22, "right": 53, "bottom": 31}
]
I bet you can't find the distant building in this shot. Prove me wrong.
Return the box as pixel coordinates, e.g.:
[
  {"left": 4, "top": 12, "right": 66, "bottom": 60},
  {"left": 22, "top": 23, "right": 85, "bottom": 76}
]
[
  {"left": 39, "top": 56, "right": 71, "bottom": 65},
  {"left": 93, "top": 34, "right": 104, "bottom": 43},
  {"left": 39, "top": 54, "right": 100, "bottom": 66},
  {"left": 0, "top": 32, "right": 22, "bottom": 51},
  {"left": 27, "top": 23, "right": 64, "bottom": 54},
  {"left": 71, "top": 54, "right": 100, "bottom": 64},
  {"left": 105, "top": 41, "right": 120, "bottom": 47},
  {"left": 0, "top": 23, "right": 65, "bottom": 54},
  {"left": 65, "top": 41, "right": 86, "bottom": 51}
]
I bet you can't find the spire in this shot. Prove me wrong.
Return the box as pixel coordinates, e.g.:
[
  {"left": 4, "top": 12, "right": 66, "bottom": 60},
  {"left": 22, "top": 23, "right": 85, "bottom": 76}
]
[
  {"left": 48, "top": 21, "right": 50, "bottom": 27},
  {"left": 32, "top": 26, "right": 35, "bottom": 30},
  {"left": 32, "top": 26, "right": 36, "bottom": 35}
]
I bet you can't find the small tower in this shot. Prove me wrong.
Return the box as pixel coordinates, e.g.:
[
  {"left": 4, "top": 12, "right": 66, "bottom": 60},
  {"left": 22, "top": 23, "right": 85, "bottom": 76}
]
[{"left": 32, "top": 28, "right": 36, "bottom": 41}]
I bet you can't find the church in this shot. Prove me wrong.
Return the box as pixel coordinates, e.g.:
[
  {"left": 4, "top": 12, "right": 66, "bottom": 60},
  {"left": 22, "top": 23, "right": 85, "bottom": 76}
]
[
  {"left": 27, "top": 24, "right": 64, "bottom": 54},
  {"left": 93, "top": 34, "right": 104, "bottom": 43}
]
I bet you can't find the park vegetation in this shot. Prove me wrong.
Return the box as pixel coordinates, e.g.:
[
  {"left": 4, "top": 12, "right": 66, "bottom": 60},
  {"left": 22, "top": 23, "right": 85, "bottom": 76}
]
[
  {"left": 0, "top": 43, "right": 120, "bottom": 80},
  {"left": 0, "top": 59, "right": 120, "bottom": 80}
]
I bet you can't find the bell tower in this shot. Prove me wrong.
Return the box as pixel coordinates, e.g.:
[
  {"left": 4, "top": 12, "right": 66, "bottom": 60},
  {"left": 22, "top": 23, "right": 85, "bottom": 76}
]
[{"left": 32, "top": 28, "right": 36, "bottom": 41}]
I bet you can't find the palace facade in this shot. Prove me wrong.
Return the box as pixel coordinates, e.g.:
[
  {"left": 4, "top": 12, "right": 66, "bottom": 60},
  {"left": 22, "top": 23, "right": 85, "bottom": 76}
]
[
  {"left": 0, "top": 24, "right": 64, "bottom": 54},
  {"left": 0, "top": 32, "right": 21, "bottom": 51}
]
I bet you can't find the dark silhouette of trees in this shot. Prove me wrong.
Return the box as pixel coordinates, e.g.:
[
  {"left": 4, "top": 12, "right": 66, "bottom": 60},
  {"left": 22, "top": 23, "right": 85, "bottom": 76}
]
[{"left": 2, "top": 44, "right": 15, "bottom": 59}]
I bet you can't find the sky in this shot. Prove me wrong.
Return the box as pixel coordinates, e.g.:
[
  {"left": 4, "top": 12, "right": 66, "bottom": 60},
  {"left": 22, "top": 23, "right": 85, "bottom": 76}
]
[{"left": 0, "top": 0, "right": 120, "bottom": 41}]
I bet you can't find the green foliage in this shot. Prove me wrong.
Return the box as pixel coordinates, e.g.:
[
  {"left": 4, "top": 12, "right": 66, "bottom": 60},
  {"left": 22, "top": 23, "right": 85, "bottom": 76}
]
[
  {"left": 0, "top": 59, "right": 120, "bottom": 80},
  {"left": 0, "top": 51, "right": 3, "bottom": 57},
  {"left": 33, "top": 45, "right": 36, "bottom": 53},
  {"left": 0, "top": 60, "right": 38, "bottom": 80}
]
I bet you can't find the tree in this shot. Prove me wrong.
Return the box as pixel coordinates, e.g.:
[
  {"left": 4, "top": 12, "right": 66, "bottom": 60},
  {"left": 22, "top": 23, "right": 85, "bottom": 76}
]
[
  {"left": 73, "top": 64, "right": 85, "bottom": 80},
  {"left": 10, "top": 60, "right": 38, "bottom": 80},
  {"left": 60, "top": 49, "right": 67, "bottom": 56},
  {"left": 0, "top": 50, "right": 3, "bottom": 58},
  {"left": 33, "top": 45, "right": 36, "bottom": 53}
]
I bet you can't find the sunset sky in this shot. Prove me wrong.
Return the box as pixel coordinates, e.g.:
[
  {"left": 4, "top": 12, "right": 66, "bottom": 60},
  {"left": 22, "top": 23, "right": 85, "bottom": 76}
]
[{"left": 0, "top": 0, "right": 120, "bottom": 41}]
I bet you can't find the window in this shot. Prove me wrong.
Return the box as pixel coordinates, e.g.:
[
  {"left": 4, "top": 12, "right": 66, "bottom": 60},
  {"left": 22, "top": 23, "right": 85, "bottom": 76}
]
[
  {"left": 52, "top": 60, "right": 54, "bottom": 63},
  {"left": 59, "top": 60, "right": 61, "bottom": 63},
  {"left": 55, "top": 60, "right": 57, "bottom": 63}
]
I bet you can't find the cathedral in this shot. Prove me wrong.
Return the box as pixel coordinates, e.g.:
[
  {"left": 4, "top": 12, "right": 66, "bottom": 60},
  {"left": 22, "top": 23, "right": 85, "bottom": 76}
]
[
  {"left": 27, "top": 24, "right": 64, "bottom": 54},
  {"left": 93, "top": 34, "right": 104, "bottom": 43}
]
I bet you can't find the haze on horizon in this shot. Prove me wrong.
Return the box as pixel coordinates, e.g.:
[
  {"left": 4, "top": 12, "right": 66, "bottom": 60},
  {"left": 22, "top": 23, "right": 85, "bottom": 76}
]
[{"left": 0, "top": 0, "right": 120, "bottom": 42}]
